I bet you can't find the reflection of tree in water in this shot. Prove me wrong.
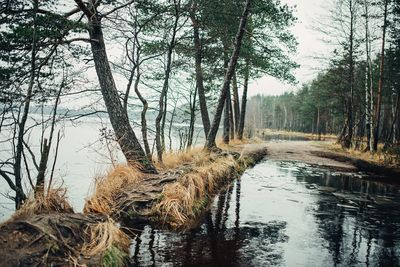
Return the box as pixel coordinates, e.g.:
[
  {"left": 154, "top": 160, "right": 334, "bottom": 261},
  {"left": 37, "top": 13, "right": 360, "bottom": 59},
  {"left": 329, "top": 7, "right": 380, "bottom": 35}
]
[
  {"left": 293, "top": 168, "right": 400, "bottom": 267},
  {"left": 130, "top": 179, "right": 288, "bottom": 267}
]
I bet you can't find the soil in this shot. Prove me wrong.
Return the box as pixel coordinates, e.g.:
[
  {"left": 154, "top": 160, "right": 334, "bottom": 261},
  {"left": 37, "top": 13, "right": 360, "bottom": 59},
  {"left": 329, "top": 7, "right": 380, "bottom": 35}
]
[
  {"left": 0, "top": 213, "right": 103, "bottom": 267},
  {"left": 264, "top": 141, "right": 356, "bottom": 171},
  {"left": 264, "top": 141, "right": 400, "bottom": 182}
]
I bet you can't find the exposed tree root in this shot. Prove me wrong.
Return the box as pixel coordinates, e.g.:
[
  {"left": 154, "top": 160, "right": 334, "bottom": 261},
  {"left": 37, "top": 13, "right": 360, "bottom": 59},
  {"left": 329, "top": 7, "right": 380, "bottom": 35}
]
[{"left": 0, "top": 190, "right": 130, "bottom": 267}]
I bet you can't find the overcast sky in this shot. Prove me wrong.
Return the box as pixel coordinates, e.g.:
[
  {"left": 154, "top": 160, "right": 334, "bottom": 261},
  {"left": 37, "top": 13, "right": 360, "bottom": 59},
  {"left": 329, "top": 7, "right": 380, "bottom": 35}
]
[{"left": 248, "top": 0, "right": 330, "bottom": 97}]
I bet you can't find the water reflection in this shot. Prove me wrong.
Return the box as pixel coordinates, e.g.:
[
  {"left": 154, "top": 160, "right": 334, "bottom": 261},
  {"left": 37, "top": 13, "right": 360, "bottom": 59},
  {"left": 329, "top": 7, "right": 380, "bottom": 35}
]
[{"left": 129, "top": 161, "right": 400, "bottom": 267}]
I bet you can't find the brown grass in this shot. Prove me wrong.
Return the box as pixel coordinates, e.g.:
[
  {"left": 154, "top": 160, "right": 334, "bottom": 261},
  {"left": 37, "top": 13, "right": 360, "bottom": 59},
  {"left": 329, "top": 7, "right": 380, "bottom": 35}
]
[
  {"left": 327, "top": 143, "right": 400, "bottom": 167},
  {"left": 155, "top": 147, "right": 212, "bottom": 171},
  {"left": 217, "top": 137, "right": 261, "bottom": 149},
  {"left": 82, "top": 217, "right": 131, "bottom": 267},
  {"left": 12, "top": 187, "right": 73, "bottom": 220},
  {"left": 84, "top": 165, "right": 143, "bottom": 215},
  {"left": 259, "top": 128, "right": 337, "bottom": 140},
  {"left": 153, "top": 154, "right": 240, "bottom": 227}
]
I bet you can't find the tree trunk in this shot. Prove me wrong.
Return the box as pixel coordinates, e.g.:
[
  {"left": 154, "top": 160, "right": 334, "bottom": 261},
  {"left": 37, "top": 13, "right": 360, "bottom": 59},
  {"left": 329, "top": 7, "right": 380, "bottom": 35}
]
[
  {"left": 386, "top": 91, "right": 400, "bottom": 146},
  {"left": 342, "top": 0, "right": 355, "bottom": 149},
  {"left": 204, "top": 0, "right": 251, "bottom": 150},
  {"left": 232, "top": 73, "right": 240, "bottom": 136},
  {"left": 190, "top": 6, "right": 210, "bottom": 138},
  {"left": 223, "top": 43, "right": 230, "bottom": 144},
  {"left": 229, "top": 94, "right": 235, "bottom": 140},
  {"left": 187, "top": 86, "right": 197, "bottom": 149},
  {"left": 223, "top": 92, "right": 230, "bottom": 144},
  {"left": 156, "top": 0, "right": 179, "bottom": 162},
  {"left": 13, "top": 0, "right": 40, "bottom": 208},
  {"left": 373, "top": 0, "right": 388, "bottom": 151},
  {"left": 238, "top": 58, "right": 250, "bottom": 140},
  {"left": 134, "top": 71, "right": 152, "bottom": 160},
  {"left": 363, "top": 0, "right": 374, "bottom": 151},
  {"left": 87, "top": 17, "right": 156, "bottom": 173}
]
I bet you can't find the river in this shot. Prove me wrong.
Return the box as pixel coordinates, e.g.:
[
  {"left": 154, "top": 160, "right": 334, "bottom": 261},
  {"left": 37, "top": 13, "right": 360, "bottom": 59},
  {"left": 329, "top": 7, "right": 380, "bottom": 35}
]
[{"left": 129, "top": 160, "right": 400, "bottom": 266}]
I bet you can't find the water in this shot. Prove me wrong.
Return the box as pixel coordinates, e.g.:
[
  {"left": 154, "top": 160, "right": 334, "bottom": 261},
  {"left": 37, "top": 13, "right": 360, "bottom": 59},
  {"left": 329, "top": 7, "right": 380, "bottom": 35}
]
[
  {"left": 129, "top": 160, "right": 400, "bottom": 267},
  {"left": 0, "top": 118, "right": 206, "bottom": 221}
]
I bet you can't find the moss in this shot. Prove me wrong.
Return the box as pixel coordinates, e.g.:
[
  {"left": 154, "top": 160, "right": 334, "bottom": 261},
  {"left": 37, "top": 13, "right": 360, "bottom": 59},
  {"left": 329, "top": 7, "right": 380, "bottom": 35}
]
[
  {"left": 193, "top": 197, "right": 210, "bottom": 216},
  {"left": 102, "top": 245, "right": 128, "bottom": 267}
]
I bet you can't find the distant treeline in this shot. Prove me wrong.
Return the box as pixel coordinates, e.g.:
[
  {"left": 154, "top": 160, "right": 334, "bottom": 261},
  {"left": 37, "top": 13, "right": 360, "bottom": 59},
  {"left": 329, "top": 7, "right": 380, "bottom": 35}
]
[
  {"left": 247, "top": 49, "right": 399, "bottom": 147},
  {"left": 247, "top": 0, "right": 400, "bottom": 150}
]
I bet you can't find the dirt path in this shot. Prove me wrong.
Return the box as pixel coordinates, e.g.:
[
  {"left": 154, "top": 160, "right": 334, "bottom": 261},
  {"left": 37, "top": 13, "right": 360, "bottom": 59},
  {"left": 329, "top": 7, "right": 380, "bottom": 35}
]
[{"left": 264, "top": 141, "right": 357, "bottom": 171}]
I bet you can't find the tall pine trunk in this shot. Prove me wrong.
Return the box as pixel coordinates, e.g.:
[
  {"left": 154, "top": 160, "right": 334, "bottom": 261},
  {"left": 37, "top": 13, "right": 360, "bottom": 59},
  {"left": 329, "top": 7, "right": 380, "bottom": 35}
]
[
  {"left": 204, "top": 0, "right": 251, "bottom": 150},
  {"left": 363, "top": 0, "right": 374, "bottom": 151},
  {"left": 223, "top": 43, "right": 230, "bottom": 144},
  {"left": 190, "top": 5, "right": 210, "bottom": 138},
  {"left": 232, "top": 73, "right": 241, "bottom": 136},
  {"left": 342, "top": 0, "right": 355, "bottom": 149},
  {"left": 238, "top": 58, "right": 250, "bottom": 140},
  {"left": 373, "top": 0, "right": 388, "bottom": 151}
]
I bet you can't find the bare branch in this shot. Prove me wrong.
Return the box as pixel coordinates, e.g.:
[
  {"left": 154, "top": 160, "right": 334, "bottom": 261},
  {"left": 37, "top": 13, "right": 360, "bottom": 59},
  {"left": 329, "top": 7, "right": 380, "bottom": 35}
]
[{"left": 102, "top": 0, "right": 135, "bottom": 18}]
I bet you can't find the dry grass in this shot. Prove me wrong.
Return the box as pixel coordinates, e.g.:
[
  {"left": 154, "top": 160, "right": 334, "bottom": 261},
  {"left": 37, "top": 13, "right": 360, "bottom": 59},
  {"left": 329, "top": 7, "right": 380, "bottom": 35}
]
[
  {"left": 82, "top": 217, "right": 130, "bottom": 267},
  {"left": 259, "top": 128, "right": 337, "bottom": 140},
  {"left": 327, "top": 143, "right": 400, "bottom": 167},
  {"left": 12, "top": 188, "right": 73, "bottom": 220},
  {"left": 155, "top": 147, "right": 212, "bottom": 171},
  {"left": 153, "top": 154, "right": 240, "bottom": 227},
  {"left": 84, "top": 165, "right": 143, "bottom": 215},
  {"left": 217, "top": 137, "right": 262, "bottom": 149}
]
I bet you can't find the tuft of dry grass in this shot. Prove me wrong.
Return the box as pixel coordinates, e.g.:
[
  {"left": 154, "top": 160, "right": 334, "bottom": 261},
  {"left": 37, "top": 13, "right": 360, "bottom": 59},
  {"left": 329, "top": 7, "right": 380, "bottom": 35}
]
[
  {"left": 13, "top": 188, "right": 73, "bottom": 220},
  {"left": 153, "top": 154, "right": 239, "bottom": 227},
  {"left": 84, "top": 165, "right": 143, "bottom": 215},
  {"left": 155, "top": 147, "right": 212, "bottom": 170},
  {"left": 82, "top": 217, "right": 130, "bottom": 267}
]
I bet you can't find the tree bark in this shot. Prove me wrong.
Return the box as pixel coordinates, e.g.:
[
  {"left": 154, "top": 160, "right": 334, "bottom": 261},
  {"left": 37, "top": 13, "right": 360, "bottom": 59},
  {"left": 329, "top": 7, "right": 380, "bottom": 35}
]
[
  {"left": 205, "top": 0, "right": 251, "bottom": 150},
  {"left": 223, "top": 91, "right": 231, "bottom": 144},
  {"left": 190, "top": 6, "right": 210, "bottom": 138},
  {"left": 223, "top": 43, "right": 230, "bottom": 144},
  {"left": 134, "top": 70, "right": 152, "bottom": 160},
  {"left": 363, "top": 0, "right": 374, "bottom": 151},
  {"left": 187, "top": 86, "right": 197, "bottom": 149},
  {"left": 229, "top": 94, "right": 235, "bottom": 140},
  {"left": 232, "top": 73, "right": 240, "bottom": 136},
  {"left": 13, "top": 0, "right": 39, "bottom": 208},
  {"left": 156, "top": 0, "right": 179, "bottom": 162},
  {"left": 373, "top": 0, "right": 388, "bottom": 151},
  {"left": 238, "top": 58, "right": 250, "bottom": 140},
  {"left": 82, "top": 6, "right": 156, "bottom": 173},
  {"left": 342, "top": 0, "right": 355, "bottom": 149}
]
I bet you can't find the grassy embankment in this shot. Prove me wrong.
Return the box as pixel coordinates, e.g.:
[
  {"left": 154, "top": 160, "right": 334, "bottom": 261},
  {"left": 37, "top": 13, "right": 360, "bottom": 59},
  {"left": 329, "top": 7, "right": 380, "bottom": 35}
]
[
  {"left": 0, "top": 139, "right": 266, "bottom": 265},
  {"left": 325, "top": 143, "right": 400, "bottom": 168},
  {"left": 84, "top": 139, "right": 266, "bottom": 228}
]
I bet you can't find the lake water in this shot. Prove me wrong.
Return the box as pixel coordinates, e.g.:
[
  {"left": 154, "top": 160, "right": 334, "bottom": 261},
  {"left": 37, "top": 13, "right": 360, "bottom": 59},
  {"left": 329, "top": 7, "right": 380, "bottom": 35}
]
[
  {"left": 0, "top": 118, "right": 205, "bottom": 221},
  {"left": 129, "top": 160, "right": 400, "bottom": 266}
]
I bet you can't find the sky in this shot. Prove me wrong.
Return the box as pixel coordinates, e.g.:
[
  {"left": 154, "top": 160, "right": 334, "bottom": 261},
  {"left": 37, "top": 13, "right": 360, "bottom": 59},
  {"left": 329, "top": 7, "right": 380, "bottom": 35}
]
[{"left": 248, "top": 0, "right": 330, "bottom": 97}]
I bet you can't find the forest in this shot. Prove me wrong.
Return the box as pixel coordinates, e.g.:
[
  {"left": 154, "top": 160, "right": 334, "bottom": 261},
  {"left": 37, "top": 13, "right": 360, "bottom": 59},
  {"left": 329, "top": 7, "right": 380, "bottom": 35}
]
[
  {"left": 0, "top": 0, "right": 296, "bottom": 208},
  {"left": 246, "top": 0, "right": 400, "bottom": 153},
  {"left": 1, "top": 0, "right": 400, "bottom": 266}
]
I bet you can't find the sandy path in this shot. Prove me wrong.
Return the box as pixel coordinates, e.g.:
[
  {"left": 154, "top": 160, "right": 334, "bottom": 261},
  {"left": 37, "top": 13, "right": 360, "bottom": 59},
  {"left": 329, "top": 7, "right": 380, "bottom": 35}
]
[{"left": 263, "top": 141, "right": 357, "bottom": 171}]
